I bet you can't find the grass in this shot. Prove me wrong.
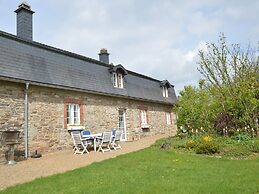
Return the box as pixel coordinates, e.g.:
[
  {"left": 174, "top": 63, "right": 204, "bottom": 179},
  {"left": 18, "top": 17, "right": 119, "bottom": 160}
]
[{"left": 1, "top": 144, "right": 259, "bottom": 194}]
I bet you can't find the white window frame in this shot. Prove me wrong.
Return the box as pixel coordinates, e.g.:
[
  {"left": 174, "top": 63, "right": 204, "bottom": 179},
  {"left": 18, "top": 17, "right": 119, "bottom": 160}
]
[
  {"left": 117, "top": 73, "right": 123, "bottom": 88},
  {"left": 118, "top": 109, "right": 127, "bottom": 141},
  {"left": 113, "top": 72, "right": 118, "bottom": 87},
  {"left": 113, "top": 72, "right": 124, "bottom": 88},
  {"left": 162, "top": 86, "right": 168, "bottom": 97},
  {"left": 166, "top": 112, "right": 171, "bottom": 125},
  {"left": 66, "top": 103, "right": 80, "bottom": 125},
  {"left": 141, "top": 109, "right": 147, "bottom": 125}
]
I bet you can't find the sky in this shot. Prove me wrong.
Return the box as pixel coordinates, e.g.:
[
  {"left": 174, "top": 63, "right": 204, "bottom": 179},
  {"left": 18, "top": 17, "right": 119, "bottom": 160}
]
[{"left": 0, "top": 0, "right": 258, "bottom": 94}]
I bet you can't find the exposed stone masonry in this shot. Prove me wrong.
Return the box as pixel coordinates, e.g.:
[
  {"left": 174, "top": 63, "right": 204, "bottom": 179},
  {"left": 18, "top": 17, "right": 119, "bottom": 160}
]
[
  {"left": 0, "top": 81, "right": 176, "bottom": 162},
  {"left": 0, "top": 81, "right": 25, "bottom": 162}
]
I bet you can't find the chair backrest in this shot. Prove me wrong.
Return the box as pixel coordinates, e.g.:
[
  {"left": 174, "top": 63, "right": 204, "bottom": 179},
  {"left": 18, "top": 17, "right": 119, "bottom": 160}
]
[
  {"left": 112, "top": 129, "right": 116, "bottom": 136},
  {"left": 114, "top": 130, "right": 122, "bottom": 141},
  {"left": 71, "top": 131, "right": 82, "bottom": 145},
  {"left": 82, "top": 130, "right": 91, "bottom": 136},
  {"left": 102, "top": 132, "right": 112, "bottom": 143}
]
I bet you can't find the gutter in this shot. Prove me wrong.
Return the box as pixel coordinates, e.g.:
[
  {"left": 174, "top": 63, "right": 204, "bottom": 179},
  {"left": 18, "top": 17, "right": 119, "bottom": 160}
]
[{"left": 24, "top": 82, "right": 29, "bottom": 158}]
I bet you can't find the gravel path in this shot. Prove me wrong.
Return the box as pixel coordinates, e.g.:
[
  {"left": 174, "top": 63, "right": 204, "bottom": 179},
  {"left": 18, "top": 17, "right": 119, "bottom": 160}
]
[{"left": 0, "top": 133, "right": 172, "bottom": 190}]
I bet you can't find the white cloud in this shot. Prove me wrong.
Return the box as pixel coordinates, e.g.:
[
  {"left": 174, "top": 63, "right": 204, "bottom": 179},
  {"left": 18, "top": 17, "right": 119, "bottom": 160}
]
[{"left": 187, "top": 11, "right": 222, "bottom": 35}]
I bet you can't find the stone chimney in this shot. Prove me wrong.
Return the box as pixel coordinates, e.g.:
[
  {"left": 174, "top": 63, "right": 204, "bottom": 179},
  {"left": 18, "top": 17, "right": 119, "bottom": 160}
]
[
  {"left": 15, "top": 2, "right": 35, "bottom": 41},
  {"left": 98, "top": 48, "right": 110, "bottom": 64}
]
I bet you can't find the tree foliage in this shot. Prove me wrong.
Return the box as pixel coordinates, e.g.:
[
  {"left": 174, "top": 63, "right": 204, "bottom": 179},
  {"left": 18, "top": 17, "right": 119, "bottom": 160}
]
[
  {"left": 174, "top": 82, "right": 219, "bottom": 133},
  {"left": 175, "top": 33, "right": 259, "bottom": 135}
]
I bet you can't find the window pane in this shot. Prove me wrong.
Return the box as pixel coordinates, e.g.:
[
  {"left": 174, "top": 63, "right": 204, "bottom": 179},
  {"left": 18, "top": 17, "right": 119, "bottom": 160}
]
[
  {"left": 141, "top": 110, "right": 147, "bottom": 124},
  {"left": 165, "top": 87, "right": 168, "bottom": 97},
  {"left": 119, "top": 110, "right": 125, "bottom": 130},
  {"left": 118, "top": 74, "right": 123, "bottom": 88},
  {"left": 66, "top": 103, "right": 80, "bottom": 125},
  {"left": 74, "top": 104, "right": 80, "bottom": 124},
  {"left": 141, "top": 110, "right": 144, "bottom": 124},
  {"left": 113, "top": 73, "right": 118, "bottom": 87},
  {"left": 66, "top": 104, "right": 71, "bottom": 124},
  {"left": 166, "top": 112, "right": 171, "bottom": 125},
  {"left": 162, "top": 86, "right": 168, "bottom": 97}
]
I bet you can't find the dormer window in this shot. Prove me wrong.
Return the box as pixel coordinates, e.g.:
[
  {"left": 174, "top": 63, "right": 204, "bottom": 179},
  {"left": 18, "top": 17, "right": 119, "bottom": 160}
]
[
  {"left": 109, "top": 64, "right": 128, "bottom": 89},
  {"left": 160, "top": 80, "right": 171, "bottom": 98},
  {"left": 162, "top": 86, "right": 168, "bottom": 97},
  {"left": 113, "top": 72, "right": 124, "bottom": 88}
]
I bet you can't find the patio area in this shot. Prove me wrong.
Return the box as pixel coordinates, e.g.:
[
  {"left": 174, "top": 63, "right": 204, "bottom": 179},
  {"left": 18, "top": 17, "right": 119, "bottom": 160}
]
[{"left": 0, "top": 132, "right": 172, "bottom": 190}]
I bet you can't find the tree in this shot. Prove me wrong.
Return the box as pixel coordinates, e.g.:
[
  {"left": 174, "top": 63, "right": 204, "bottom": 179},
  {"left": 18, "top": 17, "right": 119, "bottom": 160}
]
[
  {"left": 174, "top": 81, "right": 219, "bottom": 133},
  {"left": 197, "top": 33, "right": 259, "bottom": 133}
]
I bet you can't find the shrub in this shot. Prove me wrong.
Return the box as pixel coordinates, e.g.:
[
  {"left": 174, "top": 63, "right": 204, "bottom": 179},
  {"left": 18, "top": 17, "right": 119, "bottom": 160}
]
[
  {"left": 195, "top": 141, "right": 220, "bottom": 154},
  {"left": 195, "top": 135, "right": 220, "bottom": 154},
  {"left": 183, "top": 135, "right": 220, "bottom": 154},
  {"left": 185, "top": 140, "right": 197, "bottom": 149},
  {"left": 215, "top": 112, "right": 235, "bottom": 135}
]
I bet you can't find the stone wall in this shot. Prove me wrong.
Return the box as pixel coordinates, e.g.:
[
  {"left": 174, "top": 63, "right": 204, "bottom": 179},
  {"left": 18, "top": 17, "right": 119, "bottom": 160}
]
[
  {"left": 0, "top": 81, "right": 25, "bottom": 163},
  {"left": 0, "top": 81, "right": 176, "bottom": 162}
]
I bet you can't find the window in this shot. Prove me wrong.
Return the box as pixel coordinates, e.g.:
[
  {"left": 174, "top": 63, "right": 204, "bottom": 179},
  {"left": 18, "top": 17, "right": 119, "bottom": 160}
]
[
  {"left": 64, "top": 98, "right": 84, "bottom": 129},
  {"left": 118, "top": 74, "right": 123, "bottom": 88},
  {"left": 66, "top": 104, "right": 80, "bottom": 125},
  {"left": 166, "top": 112, "right": 172, "bottom": 125},
  {"left": 113, "top": 72, "right": 123, "bottom": 88},
  {"left": 113, "top": 73, "right": 118, "bottom": 87},
  {"left": 162, "top": 86, "right": 168, "bottom": 97},
  {"left": 140, "top": 109, "right": 148, "bottom": 126},
  {"left": 118, "top": 109, "right": 127, "bottom": 141}
]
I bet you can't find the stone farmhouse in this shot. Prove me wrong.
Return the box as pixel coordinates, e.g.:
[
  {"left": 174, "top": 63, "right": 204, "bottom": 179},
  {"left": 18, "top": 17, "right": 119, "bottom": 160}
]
[{"left": 0, "top": 3, "right": 177, "bottom": 161}]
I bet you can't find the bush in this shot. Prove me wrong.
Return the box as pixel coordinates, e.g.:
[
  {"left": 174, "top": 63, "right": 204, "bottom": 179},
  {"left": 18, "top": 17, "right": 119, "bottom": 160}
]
[
  {"left": 185, "top": 140, "right": 197, "bottom": 149},
  {"left": 184, "top": 135, "right": 220, "bottom": 154},
  {"left": 195, "top": 136, "right": 220, "bottom": 154}
]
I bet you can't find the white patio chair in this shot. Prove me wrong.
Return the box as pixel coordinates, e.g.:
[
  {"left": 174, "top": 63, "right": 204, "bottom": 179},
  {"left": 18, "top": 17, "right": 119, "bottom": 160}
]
[
  {"left": 71, "top": 131, "right": 90, "bottom": 154},
  {"left": 96, "top": 131, "right": 112, "bottom": 153},
  {"left": 110, "top": 130, "right": 122, "bottom": 150}
]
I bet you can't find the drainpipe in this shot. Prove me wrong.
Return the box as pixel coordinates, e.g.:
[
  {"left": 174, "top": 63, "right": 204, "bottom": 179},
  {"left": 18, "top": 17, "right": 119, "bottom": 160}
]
[{"left": 24, "top": 82, "right": 29, "bottom": 158}]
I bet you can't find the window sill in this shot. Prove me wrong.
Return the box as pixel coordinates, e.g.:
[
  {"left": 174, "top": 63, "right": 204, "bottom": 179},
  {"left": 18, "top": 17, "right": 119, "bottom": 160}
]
[
  {"left": 67, "top": 125, "right": 85, "bottom": 131},
  {"left": 141, "top": 124, "right": 150, "bottom": 129}
]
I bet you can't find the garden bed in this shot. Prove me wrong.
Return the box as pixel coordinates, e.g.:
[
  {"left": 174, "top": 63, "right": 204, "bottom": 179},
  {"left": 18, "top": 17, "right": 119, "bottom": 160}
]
[{"left": 156, "top": 134, "right": 259, "bottom": 159}]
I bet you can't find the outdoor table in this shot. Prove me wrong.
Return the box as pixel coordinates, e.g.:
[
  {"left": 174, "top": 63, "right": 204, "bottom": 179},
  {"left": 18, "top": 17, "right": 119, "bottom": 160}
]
[{"left": 82, "top": 133, "right": 102, "bottom": 152}]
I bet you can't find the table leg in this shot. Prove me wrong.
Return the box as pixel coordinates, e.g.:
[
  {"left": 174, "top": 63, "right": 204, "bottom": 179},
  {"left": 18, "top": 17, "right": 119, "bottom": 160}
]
[{"left": 94, "top": 138, "right": 96, "bottom": 152}]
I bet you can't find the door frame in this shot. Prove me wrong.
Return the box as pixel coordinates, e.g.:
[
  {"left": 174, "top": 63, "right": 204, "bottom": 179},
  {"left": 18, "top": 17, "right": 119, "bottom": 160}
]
[{"left": 119, "top": 109, "right": 127, "bottom": 141}]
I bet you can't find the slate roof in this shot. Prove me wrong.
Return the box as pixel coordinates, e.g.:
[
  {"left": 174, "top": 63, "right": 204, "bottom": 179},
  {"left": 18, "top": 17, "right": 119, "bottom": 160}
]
[{"left": 0, "top": 30, "right": 177, "bottom": 105}]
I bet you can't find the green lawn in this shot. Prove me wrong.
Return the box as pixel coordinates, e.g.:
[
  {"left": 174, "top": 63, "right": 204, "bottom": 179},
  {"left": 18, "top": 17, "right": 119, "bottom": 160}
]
[{"left": 1, "top": 145, "right": 259, "bottom": 194}]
